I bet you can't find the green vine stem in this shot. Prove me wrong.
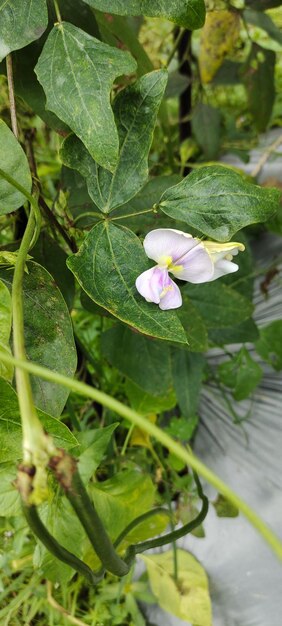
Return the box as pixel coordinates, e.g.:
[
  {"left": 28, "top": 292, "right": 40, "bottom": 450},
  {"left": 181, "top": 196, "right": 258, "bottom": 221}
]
[
  {"left": 124, "top": 472, "right": 208, "bottom": 567},
  {"left": 0, "top": 352, "right": 281, "bottom": 561},
  {"left": 113, "top": 507, "right": 171, "bottom": 549},
  {"left": 22, "top": 500, "right": 103, "bottom": 585},
  {"left": 49, "top": 451, "right": 129, "bottom": 577},
  {"left": 10, "top": 203, "right": 56, "bottom": 503}
]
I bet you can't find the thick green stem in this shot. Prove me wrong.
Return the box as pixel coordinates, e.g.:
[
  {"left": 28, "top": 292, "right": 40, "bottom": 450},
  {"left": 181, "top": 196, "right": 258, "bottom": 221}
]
[
  {"left": 0, "top": 166, "right": 56, "bottom": 501},
  {"left": 11, "top": 207, "right": 54, "bottom": 489},
  {"left": 0, "top": 353, "right": 281, "bottom": 561}
]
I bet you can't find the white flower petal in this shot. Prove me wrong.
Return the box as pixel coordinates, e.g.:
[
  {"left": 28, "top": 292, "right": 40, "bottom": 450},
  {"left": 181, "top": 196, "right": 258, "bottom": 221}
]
[
  {"left": 208, "top": 258, "right": 239, "bottom": 281},
  {"left": 159, "top": 279, "right": 182, "bottom": 310},
  {"left": 143, "top": 228, "right": 198, "bottom": 265},
  {"left": 135, "top": 266, "right": 166, "bottom": 303},
  {"left": 171, "top": 244, "right": 214, "bottom": 283}
]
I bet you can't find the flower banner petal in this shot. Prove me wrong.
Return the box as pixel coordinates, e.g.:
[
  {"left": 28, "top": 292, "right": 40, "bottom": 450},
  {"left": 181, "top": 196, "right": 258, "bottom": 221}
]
[{"left": 143, "top": 228, "right": 198, "bottom": 265}]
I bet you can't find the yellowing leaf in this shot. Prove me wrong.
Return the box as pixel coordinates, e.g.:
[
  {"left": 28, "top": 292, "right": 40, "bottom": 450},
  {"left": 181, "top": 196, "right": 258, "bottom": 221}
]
[
  {"left": 130, "top": 413, "right": 157, "bottom": 449},
  {"left": 199, "top": 10, "right": 241, "bottom": 83},
  {"left": 141, "top": 549, "right": 212, "bottom": 626}
]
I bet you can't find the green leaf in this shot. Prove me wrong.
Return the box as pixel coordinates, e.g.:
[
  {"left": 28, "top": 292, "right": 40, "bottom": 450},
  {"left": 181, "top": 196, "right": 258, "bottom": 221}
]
[
  {"left": 141, "top": 549, "right": 212, "bottom": 626},
  {"left": 90, "top": 469, "right": 156, "bottom": 542},
  {"left": 0, "top": 120, "right": 32, "bottom": 216},
  {"left": 177, "top": 296, "right": 208, "bottom": 352},
  {"left": 213, "top": 494, "right": 239, "bottom": 518},
  {"left": 35, "top": 22, "right": 137, "bottom": 172},
  {"left": 245, "top": 0, "right": 282, "bottom": 10},
  {"left": 217, "top": 347, "right": 263, "bottom": 401},
  {"left": 209, "top": 318, "right": 259, "bottom": 346},
  {"left": 84, "top": 0, "right": 206, "bottom": 30},
  {"left": 159, "top": 165, "right": 280, "bottom": 241},
  {"left": 101, "top": 325, "right": 172, "bottom": 396},
  {"left": 32, "top": 233, "right": 75, "bottom": 309},
  {"left": 165, "top": 415, "right": 198, "bottom": 441},
  {"left": 0, "top": 279, "right": 13, "bottom": 381},
  {"left": 10, "top": 43, "right": 69, "bottom": 133},
  {"left": 52, "top": 0, "right": 100, "bottom": 38},
  {"left": 255, "top": 320, "right": 282, "bottom": 371},
  {"left": 67, "top": 222, "right": 187, "bottom": 344},
  {"left": 185, "top": 282, "right": 254, "bottom": 329},
  {"left": 0, "top": 463, "right": 21, "bottom": 517},
  {"left": 125, "top": 379, "right": 176, "bottom": 415},
  {"left": 0, "top": 378, "right": 77, "bottom": 464},
  {"left": 0, "top": 0, "right": 48, "bottom": 61},
  {"left": 0, "top": 262, "right": 77, "bottom": 417},
  {"left": 172, "top": 350, "right": 205, "bottom": 417},
  {"left": 76, "top": 424, "right": 119, "bottom": 482},
  {"left": 244, "top": 9, "right": 282, "bottom": 45},
  {"left": 242, "top": 44, "right": 275, "bottom": 133},
  {"left": 34, "top": 499, "right": 85, "bottom": 584},
  {"left": 60, "top": 70, "right": 168, "bottom": 213},
  {"left": 192, "top": 103, "right": 221, "bottom": 160}
]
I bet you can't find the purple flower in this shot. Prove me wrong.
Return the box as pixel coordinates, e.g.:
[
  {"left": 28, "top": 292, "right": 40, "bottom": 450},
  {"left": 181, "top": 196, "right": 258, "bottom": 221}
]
[{"left": 136, "top": 229, "right": 245, "bottom": 310}]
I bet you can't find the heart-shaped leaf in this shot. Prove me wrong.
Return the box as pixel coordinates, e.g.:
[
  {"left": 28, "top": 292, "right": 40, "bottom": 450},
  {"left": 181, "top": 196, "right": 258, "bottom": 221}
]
[
  {"left": 0, "top": 0, "right": 48, "bottom": 61},
  {"left": 0, "top": 262, "right": 77, "bottom": 417},
  {"left": 0, "top": 120, "right": 32, "bottom": 216},
  {"left": 60, "top": 70, "right": 168, "bottom": 212},
  {"left": 159, "top": 165, "right": 280, "bottom": 241},
  {"left": 35, "top": 22, "right": 136, "bottom": 172},
  {"left": 67, "top": 222, "right": 187, "bottom": 344}
]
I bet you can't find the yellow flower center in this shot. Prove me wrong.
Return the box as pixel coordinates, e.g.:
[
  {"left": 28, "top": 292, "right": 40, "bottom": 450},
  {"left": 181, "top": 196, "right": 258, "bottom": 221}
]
[{"left": 158, "top": 255, "right": 183, "bottom": 274}]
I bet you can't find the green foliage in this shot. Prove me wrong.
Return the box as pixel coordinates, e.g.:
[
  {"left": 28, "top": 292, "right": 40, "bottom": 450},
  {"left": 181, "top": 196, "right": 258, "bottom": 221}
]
[
  {"left": 177, "top": 296, "right": 208, "bottom": 352},
  {"left": 125, "top": 379, "right": 176, "bottom": 414},
  {"left": 141, "top": 549, "right": 212, "bottom": 626},
  {"left": 32, "top": 233, "right": 75, "bottom": 309},
  {"left": 35, "top": 23, "right": 137, "bottom": 171},
  {"left": 0, "top": 463, "right": 21, "bottom": 516},
  {"left": 0, "top": 120, "right": 32, "bottom": 215},
  {"left": 61, "top": 70, "right": 168, "bottom": 212},
  {"left": 0, "top": 378, "right": 77, "bottom": 464},
  {"left": 171, "top": 350, "right": 204, "bottom": 417},
  {"left": 0, "top": 279, "right": 13, "bottom": 381},
  {"left": 159, "top": 166, "right": 280, "bottom": 241},
  {"left": 0, "top": 1, "right": 282, "bottom": 622},
  {"left": 0, "top": 0, "right": 48, "bottom": 62},
  {"left": 256, "top": 321, "right": 282, "bottom": 371},
  {"left": 67, "top": 222, "right": 187, "bottom": 343},
  {"left": 242, "top": 43, "right": 276, "bottom": 132},
  {"left": 101, "top": 325, "right": 172, "bottom": 396},
  {"left": 213, "top": 494, "right": 239, "bottom": 518},
  {"left": 185, "top": 282, "right": 254, "bottom": 328},
  {"left": 85, "top": 0, "right": 206, "bottom": 29},
  {"left": 218, "top": 347, "right": 263, "bottom": 401},
  {"left": 76, "top": 424, "right": 119, "bottom": 482},
  {"left": 90, "top": 469, "right": 157, "bottom": 543},
  {"left": 192, "top": 103, "right": 222, "bottom": 160},
  {"left": 0, "top": 263, "right": 77, "bottom": 416}
]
